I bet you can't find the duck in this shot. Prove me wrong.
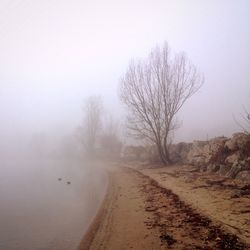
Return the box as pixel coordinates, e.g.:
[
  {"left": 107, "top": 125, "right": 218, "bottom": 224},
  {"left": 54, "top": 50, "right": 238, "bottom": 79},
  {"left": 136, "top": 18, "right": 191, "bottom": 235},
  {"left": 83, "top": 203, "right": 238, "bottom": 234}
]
[
  {"left": 58, "top": 178, "right": 62, "bottom": 181},
  {"left": 67, "top": 181, "right": 71, "bottom": 185}
]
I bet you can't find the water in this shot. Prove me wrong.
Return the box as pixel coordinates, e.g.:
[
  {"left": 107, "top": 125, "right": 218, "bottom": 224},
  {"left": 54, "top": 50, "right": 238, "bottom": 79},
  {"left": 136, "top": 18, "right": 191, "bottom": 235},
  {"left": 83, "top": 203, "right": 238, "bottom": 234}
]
[{"left": 0, "top": 156, "right": 107, "bottom": 250}]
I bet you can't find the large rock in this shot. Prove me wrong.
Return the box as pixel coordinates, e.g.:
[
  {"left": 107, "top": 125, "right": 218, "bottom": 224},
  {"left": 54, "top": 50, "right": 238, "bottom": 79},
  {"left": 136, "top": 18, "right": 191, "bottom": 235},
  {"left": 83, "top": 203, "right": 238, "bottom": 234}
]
[
  {"left": 225, "top": 135, "right": 239, "bottom": 151},
  {"left": 207, "top": 164, "right": 220, "bottom": 173},
  {"left": 226, "top": 161, "right": 250, "bottom": 179},
  {"left": 235, "top": 170, "right": 250, "bottom": 182},
  {"left": 225, "top": 151, "right": 242, "bottom": 165},
  {"left": 218, "top": 165, "right": 231, "bottom": 176},
  {"left": 225, "top": 133, "right": 250, "bottom": 154},
  {"left": 205, "top": 137, "right": 228, "bottom": 164},
  {"left": 187, "top": 137, "right": 227, "bottom": 166},
  {"left": 199, "top": 165, "right": 207, "bottom": 172},
  {"left": 226, "top": 164, "right": 243, "bottom": 178},
  {"left": 187, "top": 140, "right": 208, "bottom": 166},
  {"left": 189, "top": 155, "right": 206, "bottom": 167}
]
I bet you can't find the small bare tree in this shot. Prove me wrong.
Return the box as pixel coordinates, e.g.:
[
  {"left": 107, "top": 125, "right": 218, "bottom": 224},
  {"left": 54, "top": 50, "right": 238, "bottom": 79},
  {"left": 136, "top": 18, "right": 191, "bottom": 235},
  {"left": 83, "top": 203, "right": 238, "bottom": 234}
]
[
  {"left": 99, "top": 115, "right": 122, "bottom": 158},
  {"left": 80, "top": 96, "right": 103, "bottom": 156},
  {"left": 119, "top": 43, "right": 204, "bottom": 164},
  {"left": 234, "top": 106, "right": 250, "bottom": 134}
]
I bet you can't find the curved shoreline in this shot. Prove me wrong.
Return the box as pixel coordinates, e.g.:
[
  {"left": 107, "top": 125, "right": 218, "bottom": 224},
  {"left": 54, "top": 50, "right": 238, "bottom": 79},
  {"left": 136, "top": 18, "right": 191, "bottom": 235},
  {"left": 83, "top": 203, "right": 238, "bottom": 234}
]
[
  {"left": 77, "top": 164, "right": 249, "bottom": 249},
  {"left": 77, "top": 171, "right": 112, "bottom": 250}
]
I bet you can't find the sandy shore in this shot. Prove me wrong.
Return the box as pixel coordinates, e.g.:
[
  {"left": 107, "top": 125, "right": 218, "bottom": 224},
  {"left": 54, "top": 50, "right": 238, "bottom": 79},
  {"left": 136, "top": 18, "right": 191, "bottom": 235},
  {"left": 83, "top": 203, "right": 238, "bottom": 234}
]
[
  {"left": 139, "top": 164, "right": 250, "bottom": 244},
  {"left": 78, "top": 163, "right": 249, "bottom": 249}
]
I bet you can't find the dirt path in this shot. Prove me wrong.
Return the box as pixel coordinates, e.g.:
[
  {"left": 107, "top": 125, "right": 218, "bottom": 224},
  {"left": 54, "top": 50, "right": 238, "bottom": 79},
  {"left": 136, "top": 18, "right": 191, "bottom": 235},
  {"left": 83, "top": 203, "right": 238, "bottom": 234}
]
[{"left": 79, "top": 165, "right": 248, "bottom": 250}]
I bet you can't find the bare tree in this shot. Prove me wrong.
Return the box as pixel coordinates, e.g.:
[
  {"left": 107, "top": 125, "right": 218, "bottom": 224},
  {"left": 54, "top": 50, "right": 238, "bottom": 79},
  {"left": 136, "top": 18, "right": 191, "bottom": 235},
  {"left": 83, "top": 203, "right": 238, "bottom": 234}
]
[
  {"left": 80, "top": 96, "right": 103, "bottom": 156},
  {"left": 119, "top": 42, "right": 204, "bottom": 164},
  {"left": 234, "top": 105, "right": 250, "bottom": 134},
  {"left": 99, "top": 114, "right": 122, "bottom": 158}
]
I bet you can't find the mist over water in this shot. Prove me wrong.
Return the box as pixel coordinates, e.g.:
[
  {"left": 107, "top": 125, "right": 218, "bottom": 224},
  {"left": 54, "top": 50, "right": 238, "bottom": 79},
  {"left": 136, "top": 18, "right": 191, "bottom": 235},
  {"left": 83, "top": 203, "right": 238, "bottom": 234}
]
[
  {"left": 0, "top": 153, "right": 107, "bottom": 250},
  {"left": 0, "top": 0, "right": 249, "bottom": 249}
]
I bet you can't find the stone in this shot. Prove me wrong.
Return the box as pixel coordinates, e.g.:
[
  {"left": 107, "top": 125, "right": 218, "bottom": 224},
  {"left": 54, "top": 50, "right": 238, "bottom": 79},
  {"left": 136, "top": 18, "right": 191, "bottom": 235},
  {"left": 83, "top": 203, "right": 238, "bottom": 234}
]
[
  {"left": 207, "top": 164, "right": 220, "bottom": 173},
  {"left": 187, "top": 141, "right": 208, "bottom": 166},
  {"left": 235, "top": 170, "right": 250, "bottom": 182},
  {"left": 225, "top": 152, "right": 241, "bottom": 165},
  {"left": 200, "top": 165, "right": 207, "bottom": 172},
  {"left": 218, "top": 165, "right": 231, "bottom": 176},
  {"left": 225, "top": 138, "right": 238, "bottom": 152},
  {"left": 226, "top": 164, "right": 245, "bottom": 179},
  {"left": 225, "top": 133, "right": 250, "bottom": 154},
  {"left": 188, "top": 137, "right": 227, "bottom": 166}
]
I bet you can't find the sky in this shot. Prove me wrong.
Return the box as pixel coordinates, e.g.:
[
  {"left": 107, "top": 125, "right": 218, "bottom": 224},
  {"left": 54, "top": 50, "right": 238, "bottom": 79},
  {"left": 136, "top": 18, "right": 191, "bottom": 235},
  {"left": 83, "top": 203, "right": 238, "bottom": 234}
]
[{"left": 0, "top": 0, "right": 249, "bottom": 143}]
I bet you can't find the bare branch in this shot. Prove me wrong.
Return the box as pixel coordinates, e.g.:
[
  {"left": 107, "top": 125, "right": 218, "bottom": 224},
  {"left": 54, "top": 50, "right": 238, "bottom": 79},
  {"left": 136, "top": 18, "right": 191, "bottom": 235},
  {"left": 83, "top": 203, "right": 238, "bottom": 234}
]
[{"left": 119, "top": 42, "right": 204, "bottom": 164}]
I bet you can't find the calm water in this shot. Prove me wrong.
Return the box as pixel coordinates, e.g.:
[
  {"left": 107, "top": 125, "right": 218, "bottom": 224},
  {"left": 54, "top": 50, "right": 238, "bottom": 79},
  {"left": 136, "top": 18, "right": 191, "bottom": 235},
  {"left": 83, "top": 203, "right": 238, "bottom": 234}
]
[{"left": 0, "top": 157, "right": 107, "bottom": 250}]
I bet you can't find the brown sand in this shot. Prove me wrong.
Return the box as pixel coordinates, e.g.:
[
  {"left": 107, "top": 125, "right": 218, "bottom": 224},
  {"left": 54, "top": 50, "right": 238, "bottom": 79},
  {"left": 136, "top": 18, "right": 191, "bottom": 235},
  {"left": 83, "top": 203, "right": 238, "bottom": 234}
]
[
  {"left": 78, "top": 165, "right": 164, "bottom": 250},
  {"left": 78, "top": 163, "right": 249, "bottom": 250},
  {"left": 138, "top": 164, "right": 250, "bottom": 244}
]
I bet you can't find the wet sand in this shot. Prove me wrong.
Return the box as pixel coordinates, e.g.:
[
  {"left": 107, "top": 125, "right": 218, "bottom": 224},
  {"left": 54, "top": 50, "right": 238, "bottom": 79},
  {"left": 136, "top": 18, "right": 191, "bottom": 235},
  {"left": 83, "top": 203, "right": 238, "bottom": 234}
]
[{"left": 79, "top": 163, "right": 249, "bottom": 249}]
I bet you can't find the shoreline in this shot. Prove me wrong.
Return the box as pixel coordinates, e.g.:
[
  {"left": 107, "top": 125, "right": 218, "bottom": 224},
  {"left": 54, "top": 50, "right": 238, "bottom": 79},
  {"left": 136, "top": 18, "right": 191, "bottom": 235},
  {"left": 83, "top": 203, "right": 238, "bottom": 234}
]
[
  {"left": 77, "top": 171, "right": 112, "bottom": 250},
  {"left": 77, "top": 163, "right": 249, "bottom": 249}
]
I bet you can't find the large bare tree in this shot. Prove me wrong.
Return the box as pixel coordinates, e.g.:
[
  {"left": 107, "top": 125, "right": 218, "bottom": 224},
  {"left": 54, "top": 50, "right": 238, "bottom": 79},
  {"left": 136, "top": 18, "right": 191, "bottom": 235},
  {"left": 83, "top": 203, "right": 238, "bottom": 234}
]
[{"left": 119, "top": 43, "right": 204, "bottom": 164}]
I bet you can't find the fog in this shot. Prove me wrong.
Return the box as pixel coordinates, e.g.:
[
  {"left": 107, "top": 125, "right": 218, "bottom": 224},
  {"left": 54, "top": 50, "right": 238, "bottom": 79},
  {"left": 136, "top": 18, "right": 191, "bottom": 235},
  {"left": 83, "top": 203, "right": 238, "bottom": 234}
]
[
  {"left": 0, "top": 0, "right": 249, "bottom": 142},
  {"left": 0, "top": 0, "right": 249, "bottom": 249},
  {"left": 0, "top": 157, "right": 107, "bottom": 249}
]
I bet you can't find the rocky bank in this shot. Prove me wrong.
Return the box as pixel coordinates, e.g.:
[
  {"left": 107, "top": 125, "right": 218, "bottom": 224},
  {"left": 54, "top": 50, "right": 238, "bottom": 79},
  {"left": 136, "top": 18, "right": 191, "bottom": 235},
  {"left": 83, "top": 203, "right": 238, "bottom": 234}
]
[{"left": 123, "top": 132, "right": 250, "bottom": 184}]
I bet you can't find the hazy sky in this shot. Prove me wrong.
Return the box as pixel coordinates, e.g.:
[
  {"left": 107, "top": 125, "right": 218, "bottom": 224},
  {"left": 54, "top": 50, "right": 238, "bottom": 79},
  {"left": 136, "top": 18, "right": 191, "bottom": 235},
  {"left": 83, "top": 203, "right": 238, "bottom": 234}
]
[{"left": 0, "top": 0, "right": 249, "bottom": 142}]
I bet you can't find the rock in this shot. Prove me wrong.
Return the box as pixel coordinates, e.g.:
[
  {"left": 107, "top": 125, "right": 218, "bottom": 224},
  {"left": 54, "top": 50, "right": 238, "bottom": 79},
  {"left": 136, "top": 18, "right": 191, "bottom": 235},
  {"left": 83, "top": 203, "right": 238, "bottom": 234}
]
[
  {"left": 225, "top": 137, "right": 238, "bottom": 151},
  {"left": 187, "top": 137, "right": 228, "bottom": 166},
  {"left": 206, "top": 137, "right": 228, "bottom": 164},
  {"left": 192, "top": 155, "right": 207, "bottom": 167},
  {"left": 207, "top": 137, "right": 228, "bottom": 154},
  {"left": 237, "top": 133, "right": 250, "bottom": 152},
  {"left": 187, "top": 141, "right": 208, "bottom": 166},
  {"left": 226, "top": 163, "right": 250, "bottom": 179},
  {"left": 218, "top": 165, "right": 231, "bottom": 176},
  {"left": 225, "top": 133, "right": 250, "bottom": 155},
  {"left": 207, "top": 164, "right": 220, "bottom": 173},
  {"left": 226, "top": 164, "right": 241, "bottom": 178},
  {"left": 225, "top": 151, "right": 242, "bottom": 165},
  {"left": 235, "top": 170, "right": 250, "bottom": 182},
  {"left": 200, "top": 165, "right": 207, "bottom": 172}
]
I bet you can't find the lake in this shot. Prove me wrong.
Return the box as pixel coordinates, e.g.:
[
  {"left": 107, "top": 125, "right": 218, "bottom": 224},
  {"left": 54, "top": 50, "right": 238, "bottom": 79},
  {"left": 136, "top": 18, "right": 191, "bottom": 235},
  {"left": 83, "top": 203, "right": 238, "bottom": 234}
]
[{"left": 0, "top": 156, "right": 107, "bottom": 250}]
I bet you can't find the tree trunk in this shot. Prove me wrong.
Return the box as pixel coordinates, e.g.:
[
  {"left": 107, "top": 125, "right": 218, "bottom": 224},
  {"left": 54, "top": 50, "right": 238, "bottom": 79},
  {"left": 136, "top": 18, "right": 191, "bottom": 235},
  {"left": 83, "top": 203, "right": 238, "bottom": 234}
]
[
  {"left": 162, "top": 132, "right": 172, "bottom": 164},
  {"left": 156, "top": 142, "right": 171, "bottom": 165}
]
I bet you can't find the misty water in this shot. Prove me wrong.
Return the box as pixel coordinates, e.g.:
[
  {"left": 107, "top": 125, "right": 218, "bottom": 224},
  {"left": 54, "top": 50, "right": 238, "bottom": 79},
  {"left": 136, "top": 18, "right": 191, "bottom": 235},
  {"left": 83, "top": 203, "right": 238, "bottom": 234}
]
[{"left": 0, "top": 155, "right": 107, "bottom": 250}]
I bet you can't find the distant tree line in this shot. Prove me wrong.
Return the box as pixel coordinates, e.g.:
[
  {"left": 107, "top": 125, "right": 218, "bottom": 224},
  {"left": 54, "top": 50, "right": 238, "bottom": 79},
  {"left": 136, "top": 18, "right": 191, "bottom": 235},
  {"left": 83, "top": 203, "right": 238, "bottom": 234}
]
[{"left": 78, "top": 96, "right": 122, "bottom": 159}]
